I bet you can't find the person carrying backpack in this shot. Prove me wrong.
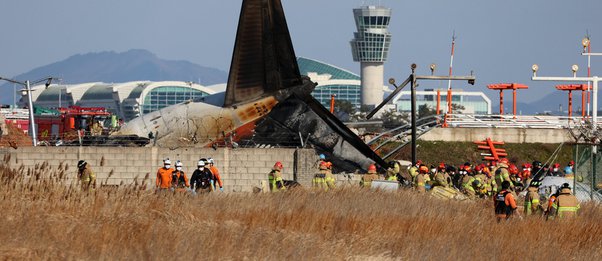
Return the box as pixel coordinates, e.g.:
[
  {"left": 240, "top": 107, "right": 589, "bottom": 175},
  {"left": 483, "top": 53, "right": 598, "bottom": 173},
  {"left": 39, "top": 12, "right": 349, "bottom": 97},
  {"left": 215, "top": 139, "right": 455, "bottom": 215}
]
[
  {"left": 171, "top": 160, "right": 189, "bottom": 192},
  {"left": 494, "top": 181, "right": 519, "bottom": 222}
]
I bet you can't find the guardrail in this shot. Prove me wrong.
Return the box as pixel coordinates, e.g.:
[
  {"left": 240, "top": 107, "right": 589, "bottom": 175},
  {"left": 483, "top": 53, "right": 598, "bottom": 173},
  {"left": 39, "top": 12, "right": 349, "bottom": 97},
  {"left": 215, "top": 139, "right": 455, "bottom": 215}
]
[{"left": 445, "top": 114, "right": 601, "bottom": 129}]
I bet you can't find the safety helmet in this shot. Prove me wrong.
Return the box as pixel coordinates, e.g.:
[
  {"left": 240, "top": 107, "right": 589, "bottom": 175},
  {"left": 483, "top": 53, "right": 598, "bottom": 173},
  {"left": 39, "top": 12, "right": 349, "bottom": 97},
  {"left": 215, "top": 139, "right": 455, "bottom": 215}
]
[
  {"left": 419, "top": 165, "right": 429, "bottom": 174},
  {"left": 325, "top": 162, "right": 333, "bottom": 169},
  {"left": 368, "top": 164, "right": 377, "bottom": 172},
  {"left": 499, "top": 158, "right": 509, "bottom": 165},
  {"left": 207, "top": 158, "right": 215, "bottom": 164},
  {"left": 474, "top": 165, "right": 482, "bottom": 172},
  {"left": 319, "top": 161, "right": 328, "bottom": 170},
  {"left": 568, "top": 160, "right": 575, "bottom": 166},
  {"left": 274, "top": 162, "right": 283, "bottom": 170},
  {"left": 553, "top": 163, "right": 560, "bottom": 168},
  {"left": 532, "top": 161, "right": 543, "bottom": 168},
  {"left": 509, "top": 164, "right": 519, "bottom": 175},
  {"left": 463, "top": 165, "right": 471, "bottom": 172},
  {"left": 197, "top": 160, "right": 205, "bottom": 167},
  {"left": 438, "top": 163, "right": 446, "bottom": 170},
  {"left": 175, "top": 160, "right": 183, "bottom": 167},
  {"left": 561, "top": 183, "right": 571, "bottom": 190},
  {"left": 199, "top": 158, "right": 208, "bottom": 164},
  {"left": 319, "top": 154, "right": 326, "bottom": 160},
  {"left": 77, "top": 160, "right": 87, "bottom": 169},
  {"left": 415, "top": 160, "right": 423, "bottom": 167},
  {"left": 163, "top": 158, "right": 171, "bottom": 165}
]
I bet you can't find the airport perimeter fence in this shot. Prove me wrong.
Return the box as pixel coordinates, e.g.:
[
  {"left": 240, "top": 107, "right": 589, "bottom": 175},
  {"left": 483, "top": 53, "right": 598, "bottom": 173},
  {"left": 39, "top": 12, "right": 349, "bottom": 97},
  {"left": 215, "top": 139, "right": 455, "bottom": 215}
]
[{"left": 573, "top": 144, "right": 602, "bottom": 201}]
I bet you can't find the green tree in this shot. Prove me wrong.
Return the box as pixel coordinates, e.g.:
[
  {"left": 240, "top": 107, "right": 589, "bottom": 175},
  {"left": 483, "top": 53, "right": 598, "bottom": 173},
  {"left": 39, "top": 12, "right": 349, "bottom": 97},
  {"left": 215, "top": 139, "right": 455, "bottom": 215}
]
[
  {"left": 381, "top": 108, "right": 408, "bottom": 128},
  {"left": 418, "top": 104, "right": 436, "bottom": 118},
  {"left": 451, "top": 103, "right": 465, "bottom": 114}
]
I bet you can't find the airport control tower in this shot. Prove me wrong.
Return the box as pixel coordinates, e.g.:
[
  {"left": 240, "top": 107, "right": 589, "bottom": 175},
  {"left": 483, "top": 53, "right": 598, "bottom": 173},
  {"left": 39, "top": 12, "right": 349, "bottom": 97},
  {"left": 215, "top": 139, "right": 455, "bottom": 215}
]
[{"left": 350, "top": 5, "right": 392, "bottom": 108}]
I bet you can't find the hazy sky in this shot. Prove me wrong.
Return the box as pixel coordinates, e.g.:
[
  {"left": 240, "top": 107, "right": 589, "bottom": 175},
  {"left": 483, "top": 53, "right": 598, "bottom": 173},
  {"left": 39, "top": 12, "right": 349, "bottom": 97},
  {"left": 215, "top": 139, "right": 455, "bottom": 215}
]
[{"left": 1, "top": 0, "right": 601, "bottom": 102}]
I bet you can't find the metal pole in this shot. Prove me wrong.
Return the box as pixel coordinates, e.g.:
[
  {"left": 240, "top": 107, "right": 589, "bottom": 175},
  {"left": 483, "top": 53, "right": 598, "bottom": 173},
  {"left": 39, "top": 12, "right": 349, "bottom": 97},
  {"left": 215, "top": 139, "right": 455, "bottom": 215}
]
[
  {"left": 568, "top": 90, "right": 573, "bottom": 117},
  {"left": 512, "top": 87, "right": 517, "bottom": 117},
  {"left": 499, "top": 90, "right": 504, "bottom": 114},
  {"left": 593, "top": 77, "right": 598, "bottom": 130},
  {"left": 411, "top": 69, "right": 417, "bottom": 165},
  {"left": 26, "top": 80, "right": 37, "bottom": 146}
]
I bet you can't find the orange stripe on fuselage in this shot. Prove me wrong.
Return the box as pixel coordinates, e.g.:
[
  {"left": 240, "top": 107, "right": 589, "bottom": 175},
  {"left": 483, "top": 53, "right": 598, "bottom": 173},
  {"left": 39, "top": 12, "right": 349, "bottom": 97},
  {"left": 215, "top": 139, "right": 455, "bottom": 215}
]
[{"left": 209, "top": 96, "right": 278, "bottom": 146}]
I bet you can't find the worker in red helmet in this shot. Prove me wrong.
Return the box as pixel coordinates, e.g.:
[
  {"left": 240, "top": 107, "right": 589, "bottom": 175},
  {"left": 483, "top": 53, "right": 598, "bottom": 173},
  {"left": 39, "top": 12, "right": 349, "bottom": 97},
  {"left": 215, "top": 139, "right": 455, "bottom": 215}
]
[
  {"left": 414, "top": 165, "right": 430, "bottom": 193},
  {"left": 461, "top": 164, "right": 477, "bottom": 198},
  {"left": 268, "top": 162, "right": 286, "bottom": 192},
  {"left": 508, "top": 164, "right": 523, "bottom": 190},
  {"left": 549, "top": 163, "right": 562, "bottom": 177},
  {"left": 564, "top": 161, "right": 575, "bottom": 179},
  {"left": 360, "top": 164, "right": 380, "bottom": 188},
  {"left": 520, "top": 163, "right": 532, "bottom": 180},
  {"left": 433, "top": 163, "right": 451, "bottom": 188},
  {"left": 494, "top": 158, "right": 513, "bottom": 192},
  {"left": 474, "top": 165, "right": 490, "bottom": 197},
  {"left": 313, "top": 161, "right": 335, "bottom": 191}
]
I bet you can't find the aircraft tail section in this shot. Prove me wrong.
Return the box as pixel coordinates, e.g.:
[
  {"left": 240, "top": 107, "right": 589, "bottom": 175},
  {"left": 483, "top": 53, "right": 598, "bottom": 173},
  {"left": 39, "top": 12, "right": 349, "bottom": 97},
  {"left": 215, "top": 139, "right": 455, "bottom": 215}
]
[{"left": 223, "top": 0, "right": 302, "bottom": 107}]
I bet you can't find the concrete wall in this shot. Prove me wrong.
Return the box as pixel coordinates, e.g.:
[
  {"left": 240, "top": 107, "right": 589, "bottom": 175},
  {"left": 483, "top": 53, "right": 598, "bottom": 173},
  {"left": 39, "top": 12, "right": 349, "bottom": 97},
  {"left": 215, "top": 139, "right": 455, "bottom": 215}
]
[
  {"left": 0, "top": 146, "right": 319, "bottom": 192},
  {"left": 420, "top": 127, "right": 573, "bottom": 143}
]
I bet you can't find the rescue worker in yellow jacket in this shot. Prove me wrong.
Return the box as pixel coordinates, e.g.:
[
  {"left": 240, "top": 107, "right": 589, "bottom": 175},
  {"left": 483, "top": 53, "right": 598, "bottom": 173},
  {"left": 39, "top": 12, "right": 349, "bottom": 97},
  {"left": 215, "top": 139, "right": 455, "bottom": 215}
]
[
  {"left": 360, "top": 164, "right": 380, "bottom": 188},
  {"left": 385, "top": 161, "right": 400, "bottom": 181},
  {"left": 494, "top": 158, "right": 514, "bottom": 192},
  {"left": 550, "top": 183, "right": 580, "bottom": 219},
  {"left": 408, "top": 160, "right": 422, "bottom": 181},
  {"left": 77, "top": 160, "right": 96, "bottom": 191},
  {"left": 314, "top": 161, "right": 336, "bottom": 190},
  {"left": 324, "top": 163, "right": 336, "bottom": 190},
  {"left": 473, "top": 165, "right": 490, "bottom": 197},
  {"left": 524, "top": 181, "right": 541, "bottom": 216},
  {"left": 268, "top": 162, "right": 286, "bottom": 192},
  {"left": 433, "top": 163, "right": 451, "bottom": 188},
  {"left": 461, "top": 168, "right": 477, "bottom": 198},
  {"left": 414, "top": 165, "right": 430, "bottom": 193}
]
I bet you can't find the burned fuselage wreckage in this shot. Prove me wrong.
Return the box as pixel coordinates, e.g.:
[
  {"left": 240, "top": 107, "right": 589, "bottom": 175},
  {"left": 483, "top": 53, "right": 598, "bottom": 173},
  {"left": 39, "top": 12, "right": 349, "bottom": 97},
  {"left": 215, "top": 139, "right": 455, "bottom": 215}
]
[{"left": 116, "top": 0, "right": 387, "bottom": 171}]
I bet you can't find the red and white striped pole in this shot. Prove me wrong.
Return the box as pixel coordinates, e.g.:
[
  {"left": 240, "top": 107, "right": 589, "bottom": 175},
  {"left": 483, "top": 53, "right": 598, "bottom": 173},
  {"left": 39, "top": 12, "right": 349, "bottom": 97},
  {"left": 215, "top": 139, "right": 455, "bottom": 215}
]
[{"left": 443, "top": 32, "right": 456, "bottom": 127}]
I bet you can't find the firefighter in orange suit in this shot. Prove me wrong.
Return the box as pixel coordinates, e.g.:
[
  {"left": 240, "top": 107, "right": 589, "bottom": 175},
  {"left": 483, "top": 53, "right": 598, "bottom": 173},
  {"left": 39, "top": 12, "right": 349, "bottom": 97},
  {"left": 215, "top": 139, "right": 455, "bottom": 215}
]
[
  {"left": 156, "top": 158, "right": 173, "bottom": 191},
  {"left": 207, "top": 158, "right": 224, "bottom": 192},
  {"left": 494, "top": 181, "right": 519, "bottom": 221}
]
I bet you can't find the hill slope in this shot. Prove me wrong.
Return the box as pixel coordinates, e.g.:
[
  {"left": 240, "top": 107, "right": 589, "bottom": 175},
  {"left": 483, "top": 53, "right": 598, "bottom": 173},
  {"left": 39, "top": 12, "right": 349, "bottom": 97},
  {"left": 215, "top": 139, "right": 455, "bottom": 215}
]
[{"left": 0, "top": 49, "right": 228, "bottom": 104}]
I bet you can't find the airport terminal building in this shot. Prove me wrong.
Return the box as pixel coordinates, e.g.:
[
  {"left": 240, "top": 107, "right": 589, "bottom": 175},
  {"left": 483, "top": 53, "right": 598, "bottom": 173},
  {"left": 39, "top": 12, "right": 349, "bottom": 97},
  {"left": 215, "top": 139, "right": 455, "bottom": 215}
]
[{"left": 21, "top": 81, "right": 218, "bottom": 121}]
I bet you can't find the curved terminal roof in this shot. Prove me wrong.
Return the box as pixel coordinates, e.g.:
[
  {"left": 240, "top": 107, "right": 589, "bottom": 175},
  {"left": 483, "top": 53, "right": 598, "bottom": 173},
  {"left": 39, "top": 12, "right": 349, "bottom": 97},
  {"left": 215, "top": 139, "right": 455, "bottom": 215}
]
[{"left": 298, "top": 57, "right": 360, "bottom": 81}]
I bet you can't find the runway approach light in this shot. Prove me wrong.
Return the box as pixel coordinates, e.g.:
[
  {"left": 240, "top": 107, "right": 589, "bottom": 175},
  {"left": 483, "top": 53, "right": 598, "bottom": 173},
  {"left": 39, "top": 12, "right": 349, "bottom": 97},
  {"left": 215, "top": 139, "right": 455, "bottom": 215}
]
[
  {"left": 582, "top": 37, "right": 590, "bottom": 52},
  {"left": 388, "top": 78, "right": 396, "bottom": 85},
  {"left": 532, "top": 64, "right": 539, "bottom": 77},
  {"left": 430, "top": 63, "right": 437, "bottom": 75},
  {"left": 572, "top": 64, "right": 579, "bottom": 77}
]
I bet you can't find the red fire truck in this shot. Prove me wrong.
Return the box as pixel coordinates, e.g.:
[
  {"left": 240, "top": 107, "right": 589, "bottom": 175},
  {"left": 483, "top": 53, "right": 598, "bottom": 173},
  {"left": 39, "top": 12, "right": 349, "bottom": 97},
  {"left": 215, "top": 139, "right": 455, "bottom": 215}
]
[{"left": 34, "top": 106, "right": 112, "bottom": 143}]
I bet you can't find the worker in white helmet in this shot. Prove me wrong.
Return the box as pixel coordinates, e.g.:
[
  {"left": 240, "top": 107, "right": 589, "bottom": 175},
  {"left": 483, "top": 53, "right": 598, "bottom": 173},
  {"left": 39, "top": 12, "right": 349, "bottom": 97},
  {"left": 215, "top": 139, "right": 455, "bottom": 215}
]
[
  {"left": 207, "top": 158, "right": 224, "bottom": 192},
  {"left": 190, "top": 160, "right": 215, "bottom": 194},
  {"left": 156, "top": 158, "right": 173, "bottom": 192},
  {"left": 171, "top": 160, "right": 189, "bottom": 192}
]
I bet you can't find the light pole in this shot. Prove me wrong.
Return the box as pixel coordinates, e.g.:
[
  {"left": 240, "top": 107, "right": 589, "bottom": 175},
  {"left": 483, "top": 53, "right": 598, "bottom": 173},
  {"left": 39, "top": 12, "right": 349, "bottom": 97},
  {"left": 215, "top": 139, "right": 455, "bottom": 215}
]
[
  {"left": 531, "top": 64, "right": 600, "bottom": 130},
  {"left": 376, "top": 64, "right": 475, "bottom": 164},
  {"left": 0, "top": 76, "right": 59, "bottom": 146}
]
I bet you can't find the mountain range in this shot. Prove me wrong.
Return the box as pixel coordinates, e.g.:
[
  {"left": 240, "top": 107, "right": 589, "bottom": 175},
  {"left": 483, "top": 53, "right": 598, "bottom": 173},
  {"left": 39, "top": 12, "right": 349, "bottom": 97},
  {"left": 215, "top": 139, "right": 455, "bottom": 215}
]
[
  {"left": 0, "top": 49, "right": 228, "bottom": 105},
  {"left": 0, "top": 49, "right": 585, "bottom": 115}
]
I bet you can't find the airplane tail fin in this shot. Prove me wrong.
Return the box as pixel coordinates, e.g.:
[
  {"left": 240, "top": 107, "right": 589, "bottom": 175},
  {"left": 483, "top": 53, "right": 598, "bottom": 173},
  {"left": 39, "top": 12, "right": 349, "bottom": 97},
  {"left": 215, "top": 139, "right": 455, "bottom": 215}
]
[{"left": 223, "top": 0, "right": 302, "bottom": 107}]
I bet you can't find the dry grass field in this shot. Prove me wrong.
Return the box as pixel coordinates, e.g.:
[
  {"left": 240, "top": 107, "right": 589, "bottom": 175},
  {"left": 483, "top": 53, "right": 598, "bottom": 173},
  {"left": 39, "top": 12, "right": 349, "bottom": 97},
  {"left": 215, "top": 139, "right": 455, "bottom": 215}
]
[{"left": 1, "top": 157, "right": 601, "bottom": 260}]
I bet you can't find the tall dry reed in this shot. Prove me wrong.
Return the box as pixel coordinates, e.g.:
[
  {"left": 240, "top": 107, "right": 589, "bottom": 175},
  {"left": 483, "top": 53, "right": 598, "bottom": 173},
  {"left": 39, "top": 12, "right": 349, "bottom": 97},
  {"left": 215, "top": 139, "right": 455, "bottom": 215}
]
[{"left": 0, "top": 158, "right": 600, "bottom": 260}]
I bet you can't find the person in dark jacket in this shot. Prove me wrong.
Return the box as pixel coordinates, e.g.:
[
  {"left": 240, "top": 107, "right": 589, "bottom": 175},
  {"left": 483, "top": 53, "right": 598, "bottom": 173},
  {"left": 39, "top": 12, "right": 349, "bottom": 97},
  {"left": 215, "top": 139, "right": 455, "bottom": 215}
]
[{"left": 190, "top": 160, "right": 215, "bottom": 194}]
